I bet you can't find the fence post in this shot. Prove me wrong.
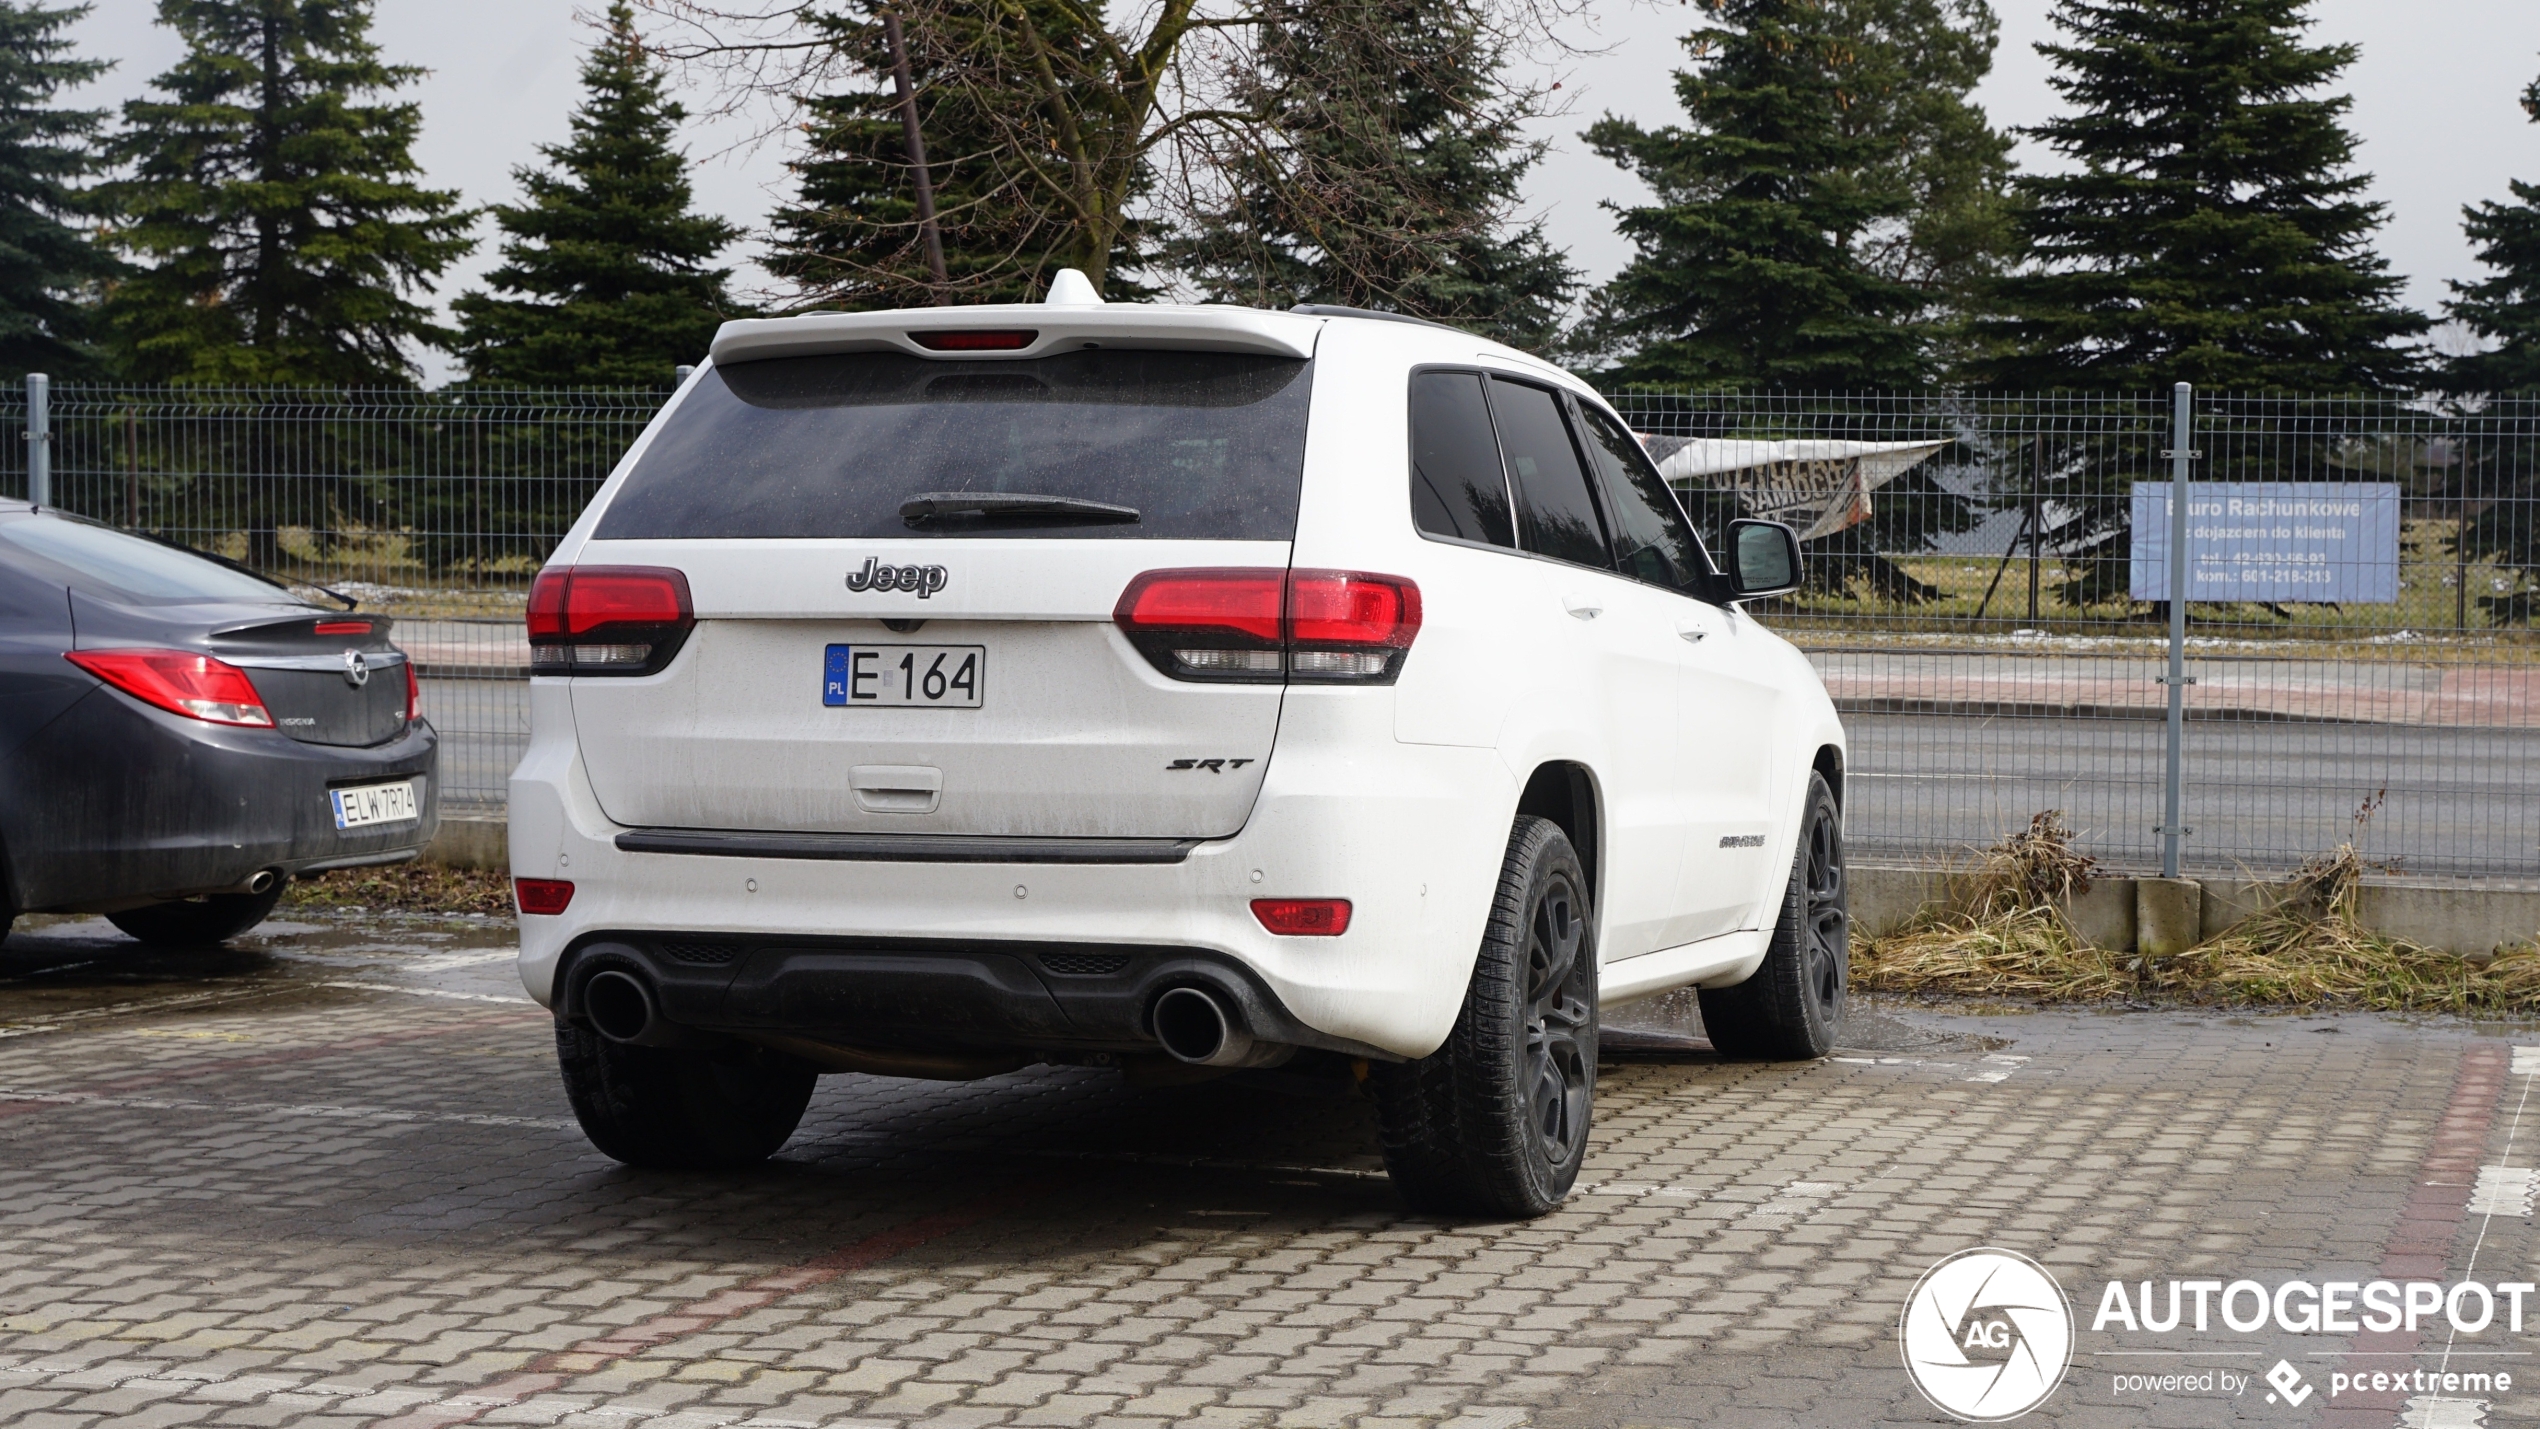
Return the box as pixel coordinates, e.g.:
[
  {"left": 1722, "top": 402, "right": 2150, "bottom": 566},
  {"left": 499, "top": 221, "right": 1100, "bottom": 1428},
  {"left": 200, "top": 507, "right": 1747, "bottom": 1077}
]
[
  {"left": 23, "top": 372, "right": 46, "bottom": 508},
  {"left": 2160, "top": 381, "right": 2194, "bottom": 879},
  {"left": 674, "top": 364, "right": 695, "bottom": 384}
]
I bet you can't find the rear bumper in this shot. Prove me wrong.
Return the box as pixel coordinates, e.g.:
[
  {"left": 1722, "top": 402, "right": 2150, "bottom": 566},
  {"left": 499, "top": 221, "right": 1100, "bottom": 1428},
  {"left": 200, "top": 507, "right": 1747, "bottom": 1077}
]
[
  {"left": 1, "top": 688, "right": 439, "bottom": 912},
  {"left": 509, "top": 683, "right": 1515, "bottom": 1060},
  {"left": 551, "top": 933, "right": 1350, "bottom": 1059}
]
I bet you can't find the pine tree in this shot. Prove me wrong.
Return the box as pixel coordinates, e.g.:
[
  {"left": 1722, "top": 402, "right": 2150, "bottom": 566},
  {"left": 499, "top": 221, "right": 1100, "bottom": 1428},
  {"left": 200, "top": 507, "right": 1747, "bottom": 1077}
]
[
  {"left": 97, "top": 0, "right": 473, "bottom": 386},
  {"left": 2444, "top": 71, "right": 2540, "bottom": 394},
  {"left": 1168, "top": 0, "right": 1575, "bottom": 352},
  {"left": 454, "top": 3, "right": 740, "bottom": 386},
  {"left": 766, "top": 1, "right": 1148, "bottom": 308},
  {"left": 1581, "top": 0, "right": 1990, "bottom": 389},
  {"left": 0, "top": 1, "right": 114, "bottom": 378},
  {"left": 1980, "top": 0, "right": 2424, "bottom": 391}
]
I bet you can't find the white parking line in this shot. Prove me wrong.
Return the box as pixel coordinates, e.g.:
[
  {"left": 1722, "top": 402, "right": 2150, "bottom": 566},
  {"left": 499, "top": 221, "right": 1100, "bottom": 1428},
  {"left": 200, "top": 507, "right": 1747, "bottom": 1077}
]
[
  {"left": 0, "top": 1086, "right": 575, "bottom": 1131},
  {"left": 319, "top": 980, "right": 532, "bottom": 1005},
  {"left": 0, "top": 985, "right": 277, "bottom": 1039}
]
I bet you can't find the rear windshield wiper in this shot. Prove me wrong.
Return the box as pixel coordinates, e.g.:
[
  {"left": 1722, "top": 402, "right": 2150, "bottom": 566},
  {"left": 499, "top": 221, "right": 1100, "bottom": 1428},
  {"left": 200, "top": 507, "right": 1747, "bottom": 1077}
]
[{"left": 900, "top": 491, "right": 1141, "bottom": 526}]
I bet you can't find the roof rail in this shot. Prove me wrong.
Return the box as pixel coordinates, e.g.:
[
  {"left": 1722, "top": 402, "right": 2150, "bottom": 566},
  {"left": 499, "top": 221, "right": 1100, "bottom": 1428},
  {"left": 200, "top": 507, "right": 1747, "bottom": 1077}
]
[{"left": 1288, "top": 304, "right": 1465, "bottom": 334}]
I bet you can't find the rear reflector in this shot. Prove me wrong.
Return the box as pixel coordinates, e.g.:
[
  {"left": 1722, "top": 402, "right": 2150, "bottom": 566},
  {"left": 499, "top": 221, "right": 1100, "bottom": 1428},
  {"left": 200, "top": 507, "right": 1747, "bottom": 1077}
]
[
  {"left": 1252, "top": 898, "right": 1352, "bottom": 936},
  {"left": 66, "top": 649, "right": 274, "bottom": 727},
  {"left": 528, "top": 565, "right": 694, "bottom": 675},
  {"left": 514, "top": 878, "right": 575, "bottom": 916},
  {"left": 910, "top": 330, "right": 1038, "bottom": 352},
  {"left": 1114, "top": 568, "right": 1420, "bottom": 684},
  {"left": 404, "top": 660, "right": 421, "bottom": 722}
]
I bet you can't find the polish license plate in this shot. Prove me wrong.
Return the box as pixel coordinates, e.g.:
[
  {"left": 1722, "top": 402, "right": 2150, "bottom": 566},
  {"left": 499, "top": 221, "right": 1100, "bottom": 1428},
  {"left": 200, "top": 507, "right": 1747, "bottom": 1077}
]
[
  {"left": 331, "top": 778, "right": 421, "bottom": 830},
  {"left": 824, "top": 644, "right": 985, "bottom": 707}
]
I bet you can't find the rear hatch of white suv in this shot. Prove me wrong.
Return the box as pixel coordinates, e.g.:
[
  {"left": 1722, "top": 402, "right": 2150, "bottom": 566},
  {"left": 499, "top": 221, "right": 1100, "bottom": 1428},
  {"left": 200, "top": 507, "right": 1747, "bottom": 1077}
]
[{"left": 549, "top": 311, "right": 1333, "bottom": 844}]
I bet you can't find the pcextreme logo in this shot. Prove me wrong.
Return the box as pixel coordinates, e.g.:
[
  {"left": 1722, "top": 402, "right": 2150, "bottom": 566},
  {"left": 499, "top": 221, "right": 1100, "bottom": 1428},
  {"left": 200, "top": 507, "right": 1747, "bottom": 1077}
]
[{"left": 1899, "top": 1248, "right": 2075, "bottom": 1422}]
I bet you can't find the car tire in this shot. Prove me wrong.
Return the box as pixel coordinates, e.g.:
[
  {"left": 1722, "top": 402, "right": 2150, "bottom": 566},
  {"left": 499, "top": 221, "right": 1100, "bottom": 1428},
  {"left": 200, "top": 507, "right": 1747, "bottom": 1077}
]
[
  {"left": 1698, "top": 771, "right": 1848, "bottom": 1060},
  {"left": 555, "top": 1021, "right": 818, "bottom": 1170},
  {"left": 104, "top": 885, "right": 287, "bottom": 947},
  {"left": 1373, "top": 815, "right": 1597, "bottom": 1219}
]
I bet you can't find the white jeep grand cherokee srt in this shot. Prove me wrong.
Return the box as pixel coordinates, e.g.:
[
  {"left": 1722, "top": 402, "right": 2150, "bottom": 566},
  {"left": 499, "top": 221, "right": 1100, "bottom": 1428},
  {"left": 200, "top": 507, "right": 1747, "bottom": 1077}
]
[{"left": 509, "top": 282, "right": 1850, "bottom": 1217}]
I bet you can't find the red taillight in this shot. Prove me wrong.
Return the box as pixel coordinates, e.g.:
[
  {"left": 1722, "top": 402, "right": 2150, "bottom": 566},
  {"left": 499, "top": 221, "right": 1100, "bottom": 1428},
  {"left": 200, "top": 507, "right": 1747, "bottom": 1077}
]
[
  {"left": 514, "top": 878, "right": 575, "bottom": 916},
  {"left": 1115, "top": 568, "right": 1285, "bottom": 643},
  {"left": 910, "top": 329, "right": 1037, "bottom": 351},
  {"left": 1252, "top": 899, "right": 1352, "bottom": 936},
  {"left": 1113, "top": 568, "right": 1420, "bottom": 684},
  {"left": 403, "top": 659, "right": 421, "bottom": 722},
  {"left": 527, "top": 565, "right": 694, "bottom": 675},
  {"left": 66, "top": 649, "right": 274, "bottom": 727},
  {"left": 313, "top": 620, "right": 371, "bottom": 636}
]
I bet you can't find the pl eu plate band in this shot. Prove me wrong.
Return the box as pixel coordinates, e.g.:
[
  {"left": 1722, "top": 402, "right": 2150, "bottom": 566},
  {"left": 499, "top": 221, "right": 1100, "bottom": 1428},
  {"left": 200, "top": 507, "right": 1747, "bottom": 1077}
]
[{"left": 612, "top": 829, "right": 1201, "bottom": 865}]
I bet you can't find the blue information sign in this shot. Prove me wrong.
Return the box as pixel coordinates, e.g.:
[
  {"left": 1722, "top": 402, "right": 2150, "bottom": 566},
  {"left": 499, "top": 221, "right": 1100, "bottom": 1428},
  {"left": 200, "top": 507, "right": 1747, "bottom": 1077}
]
[{"left": 2129, "top": 482, "right": 2401, "bottom": 603}]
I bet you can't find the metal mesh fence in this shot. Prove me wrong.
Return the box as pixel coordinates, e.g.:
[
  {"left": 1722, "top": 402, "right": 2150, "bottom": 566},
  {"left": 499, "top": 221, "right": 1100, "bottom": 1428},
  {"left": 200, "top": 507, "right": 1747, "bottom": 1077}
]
[
  {"left": 12, "top": 382, "right": 2534, "bottom": 881},
  {"left": 0, "top": 384, "right": 669, "bottom": 811},
  {"left": 1612, "top": 389, "right": 2540, "bottom": 881}
]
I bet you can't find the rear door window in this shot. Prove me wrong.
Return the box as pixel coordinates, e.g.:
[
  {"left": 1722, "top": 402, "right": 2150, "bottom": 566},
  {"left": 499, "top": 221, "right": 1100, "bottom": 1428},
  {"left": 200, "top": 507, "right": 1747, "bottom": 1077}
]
[
  {"left": 1407, "top": 371, "right": 1515, "bottom": 548},
  {"left": 1574, "top": 403, "right": 1718, "bottom": 599},
  {"left": 1487, "top": 378, "right": 1612, "bottom": 570},
  {"left": 596, "top": 350, "right": 1314, "bottom": 541}
]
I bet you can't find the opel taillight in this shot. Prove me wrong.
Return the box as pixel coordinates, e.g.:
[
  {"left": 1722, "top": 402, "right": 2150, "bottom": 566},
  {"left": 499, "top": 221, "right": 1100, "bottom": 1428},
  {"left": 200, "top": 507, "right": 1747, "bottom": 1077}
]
[
  {"left": 66, "top": 649, "right": 275, "bottom": 727},
  {"left": 1113, "top": 568, "right": 1420, "bottom": 684},
  {"left": 527, "top": 565, "right": 694, "bottom": 676},
  {"left": 404, "top": 659, "right": 422, "bottom": 722}
]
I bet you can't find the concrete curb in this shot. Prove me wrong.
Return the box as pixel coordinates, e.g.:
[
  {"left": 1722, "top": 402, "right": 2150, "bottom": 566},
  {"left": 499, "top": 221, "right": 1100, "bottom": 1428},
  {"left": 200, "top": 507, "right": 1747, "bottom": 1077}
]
[
  {"left": 424, "top": 814, "right": 507, "bottom": 871},
  {"left": 1852, "top": 862, "right": 2540, "bottom": 957}
]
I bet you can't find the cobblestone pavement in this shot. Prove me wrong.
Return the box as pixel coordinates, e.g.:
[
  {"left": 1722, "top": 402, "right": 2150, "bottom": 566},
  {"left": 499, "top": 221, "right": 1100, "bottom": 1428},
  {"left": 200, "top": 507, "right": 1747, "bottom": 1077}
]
[{"left": 0, "top": 911, "right": 2535, "bottom": 1428}]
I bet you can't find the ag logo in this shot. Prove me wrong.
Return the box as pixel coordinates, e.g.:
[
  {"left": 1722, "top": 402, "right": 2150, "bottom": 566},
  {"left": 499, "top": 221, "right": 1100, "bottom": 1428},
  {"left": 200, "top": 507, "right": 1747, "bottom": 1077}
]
[{"left": 1899, "top": 1248, "right": 2072, "bottom": 1422}]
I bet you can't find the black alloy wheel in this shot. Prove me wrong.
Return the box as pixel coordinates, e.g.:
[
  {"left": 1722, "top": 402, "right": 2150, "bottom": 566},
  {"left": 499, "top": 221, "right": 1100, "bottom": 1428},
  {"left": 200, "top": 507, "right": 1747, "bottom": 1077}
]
[
  {"left": 1699, "top": 771, "right": 1848, "bottom": 1059},
  {"left": 1522, "top": 866, "right": 1594, "bottom": 1173},
  {"left": 1374, "top": 816, "right": 1599, "bottom": 1218}
]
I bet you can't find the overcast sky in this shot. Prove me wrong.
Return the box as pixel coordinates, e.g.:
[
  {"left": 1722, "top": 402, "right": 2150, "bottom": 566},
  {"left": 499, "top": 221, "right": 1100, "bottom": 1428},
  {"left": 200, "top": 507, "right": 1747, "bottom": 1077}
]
[{"left": 64, "top": 0, "right": 2540, "bottom": 384}]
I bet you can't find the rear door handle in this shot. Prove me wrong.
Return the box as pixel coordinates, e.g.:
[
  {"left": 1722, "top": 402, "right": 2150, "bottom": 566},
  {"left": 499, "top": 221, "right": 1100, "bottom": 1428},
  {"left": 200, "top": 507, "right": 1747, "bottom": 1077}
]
[{"left": 1563, "top": 595, "right": 1603, "bottom": 620}]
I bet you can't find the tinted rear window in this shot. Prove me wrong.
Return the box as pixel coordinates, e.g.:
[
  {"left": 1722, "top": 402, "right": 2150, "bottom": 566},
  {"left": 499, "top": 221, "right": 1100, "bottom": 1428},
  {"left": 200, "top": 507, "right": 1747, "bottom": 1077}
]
[
  {"left": 1490, "top": 379, "right": 1611, "bottom": 570},
  {"left": 1408, "top": 371, "right": 1514, "bottom": 547},
  {"left": 0, "top": 516, "right": 310, "bottom": 605},
  {"left": 597, "top": 351, "right": 1315, "bottom": 540}
]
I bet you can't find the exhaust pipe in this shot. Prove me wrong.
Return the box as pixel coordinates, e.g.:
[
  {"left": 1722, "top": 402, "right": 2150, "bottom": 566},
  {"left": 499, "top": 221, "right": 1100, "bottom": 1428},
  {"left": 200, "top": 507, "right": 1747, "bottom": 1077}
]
[
  {"left": 583, "top": 969, "right": 659, "bottom": 1045},
  {"left": 1153, "top": 986, "right": 1266, "bottom": 1068},
  {"left": 245, "top": 868, "right": 280, "bottom": 895}
]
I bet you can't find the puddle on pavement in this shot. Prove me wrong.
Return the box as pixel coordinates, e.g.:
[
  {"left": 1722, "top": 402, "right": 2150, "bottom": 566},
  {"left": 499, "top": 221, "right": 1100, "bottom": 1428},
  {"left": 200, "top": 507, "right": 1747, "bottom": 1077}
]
[
  {"left": 1602, "top": 985, "right": 2016, "bottom": 1061},
  {"left": 0, "top": 908, "right": 523, "bottom": 1022}
]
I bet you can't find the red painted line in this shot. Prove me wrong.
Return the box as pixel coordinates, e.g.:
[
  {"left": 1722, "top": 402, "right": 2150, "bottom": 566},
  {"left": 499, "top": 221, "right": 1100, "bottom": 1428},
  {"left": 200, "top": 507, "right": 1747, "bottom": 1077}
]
[
  {"left": 2317, "top": 1043, "right": 2509, "bottom": 1427},
  {"left": 370, "top": 1187, "right": 1032, "bottom": 1429}
]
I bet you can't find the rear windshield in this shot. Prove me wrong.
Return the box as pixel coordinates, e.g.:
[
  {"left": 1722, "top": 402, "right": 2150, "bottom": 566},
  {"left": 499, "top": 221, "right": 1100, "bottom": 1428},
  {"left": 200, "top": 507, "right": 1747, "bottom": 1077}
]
[
  {"left": 596, "top": 350, "right": 1315, "bottom": 540},
  {"left": 0, "top": 515, "right": 312, "bottom": 605}
]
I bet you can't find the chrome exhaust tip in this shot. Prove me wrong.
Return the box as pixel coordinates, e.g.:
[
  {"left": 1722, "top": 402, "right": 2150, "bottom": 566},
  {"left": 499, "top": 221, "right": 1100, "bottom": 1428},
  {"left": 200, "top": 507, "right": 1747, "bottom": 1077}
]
[
  {"left": 1153, "top": 986, "right": 1258, "bottom": 1068},
  {"left": 583, "top": 969, "right": 659, "bottom": 1045},
  {"left": 245, "top": 868, "right": 281, "bottom": 895}
]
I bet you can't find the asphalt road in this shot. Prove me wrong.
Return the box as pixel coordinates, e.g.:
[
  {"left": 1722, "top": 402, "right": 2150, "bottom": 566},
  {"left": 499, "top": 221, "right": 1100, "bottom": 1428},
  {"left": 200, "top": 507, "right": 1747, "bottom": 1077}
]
[
  {"left": 0, "top": 908, "right": 2534, "bottom": 1427},
  {"left": 420, "top": 673, "right": 2540, "bottom": 880},
  {"left": 1845, "top": 712, "right": 2540, "bottom": 879}
]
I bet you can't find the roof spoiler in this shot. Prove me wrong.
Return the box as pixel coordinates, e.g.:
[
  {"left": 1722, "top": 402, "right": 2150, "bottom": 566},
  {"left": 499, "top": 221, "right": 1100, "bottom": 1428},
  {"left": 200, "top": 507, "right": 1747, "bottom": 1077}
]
[{"left": 708, "top": 278, "right": 1320, "bottom": 365}]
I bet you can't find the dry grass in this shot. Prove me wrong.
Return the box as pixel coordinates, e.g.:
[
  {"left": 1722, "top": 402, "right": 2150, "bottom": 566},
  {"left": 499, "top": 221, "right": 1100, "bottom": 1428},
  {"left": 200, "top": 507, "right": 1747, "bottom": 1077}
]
[
  {"left": 283, "top": 863, "right": 514, "bottom": 917},
  {"left": 1857, "top": 813, "right": 2540, "bottom": 1017}
]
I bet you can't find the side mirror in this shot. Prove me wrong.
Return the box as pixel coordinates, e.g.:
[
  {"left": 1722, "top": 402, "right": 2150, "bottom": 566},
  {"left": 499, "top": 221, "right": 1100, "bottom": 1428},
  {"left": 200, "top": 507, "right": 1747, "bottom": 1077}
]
[{"left": 1726, "top": 519, "right": 1801, "bottom": 601}]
